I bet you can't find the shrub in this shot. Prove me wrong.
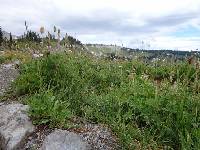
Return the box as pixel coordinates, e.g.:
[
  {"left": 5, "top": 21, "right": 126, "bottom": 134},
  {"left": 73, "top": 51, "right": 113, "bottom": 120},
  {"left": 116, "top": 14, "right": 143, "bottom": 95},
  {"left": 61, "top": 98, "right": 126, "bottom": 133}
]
[{"left": 27, "top": 90, "right": 72, "bottom": 128}]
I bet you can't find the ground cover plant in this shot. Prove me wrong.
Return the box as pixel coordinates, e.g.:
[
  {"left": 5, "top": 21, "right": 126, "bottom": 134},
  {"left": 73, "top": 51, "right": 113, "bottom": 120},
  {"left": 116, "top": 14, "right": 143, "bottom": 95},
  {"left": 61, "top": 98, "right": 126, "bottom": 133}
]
[
  {"left": 0, "top": 50, "right": 32, "bottom": 63},
  {"left": 13, "top": 52, "right": 200, "bottom": 149}
]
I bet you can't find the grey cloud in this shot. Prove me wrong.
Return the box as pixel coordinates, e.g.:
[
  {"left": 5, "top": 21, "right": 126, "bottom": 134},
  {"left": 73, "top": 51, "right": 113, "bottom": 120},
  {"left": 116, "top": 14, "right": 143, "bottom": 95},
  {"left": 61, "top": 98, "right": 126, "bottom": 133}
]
[
  {"left": 147, "top": 12, "right": 198, "bottom": 27},
  {"left": 59, "top": 10, "right": 128, "bottom": 33},
  {"left": 59, "top": 10, "right": 199, "bottom": 36},
  {"left": 59, "top": 13, "right": 154, "bottom": 36}
]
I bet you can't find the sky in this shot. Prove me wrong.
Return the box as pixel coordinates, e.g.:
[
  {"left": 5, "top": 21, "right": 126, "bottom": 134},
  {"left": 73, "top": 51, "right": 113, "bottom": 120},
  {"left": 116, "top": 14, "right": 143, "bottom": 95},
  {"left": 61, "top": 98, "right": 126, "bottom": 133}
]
[{"left": 0, "top": 0, "right": 200, "bottom": 50}]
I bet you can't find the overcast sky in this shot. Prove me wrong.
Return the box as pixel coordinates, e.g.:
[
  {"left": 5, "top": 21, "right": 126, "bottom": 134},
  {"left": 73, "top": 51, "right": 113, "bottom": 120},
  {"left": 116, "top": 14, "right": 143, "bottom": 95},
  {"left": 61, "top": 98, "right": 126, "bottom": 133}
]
[{"left": 1, "top": 0, "right": 200, "bottom": 50}]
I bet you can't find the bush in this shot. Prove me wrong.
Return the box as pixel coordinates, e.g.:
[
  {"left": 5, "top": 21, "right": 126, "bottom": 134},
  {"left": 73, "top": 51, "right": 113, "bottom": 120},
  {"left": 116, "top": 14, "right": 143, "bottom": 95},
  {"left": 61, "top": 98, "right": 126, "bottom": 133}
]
[{"left": 27, "top": 90, "right": 72, "bottom": 128}]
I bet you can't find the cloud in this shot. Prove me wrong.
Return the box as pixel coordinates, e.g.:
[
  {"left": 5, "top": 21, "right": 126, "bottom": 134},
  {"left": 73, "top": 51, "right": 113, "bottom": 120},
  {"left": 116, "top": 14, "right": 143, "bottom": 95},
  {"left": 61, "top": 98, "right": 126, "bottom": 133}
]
[
  {"left": 0, "top": 0, "right": 200, "bottom": 50},
  {"left": 147, "top": 12, "right": 199, "bottom": 27},
  {"left": 59, "top": 9, "right": 199, "bottom": 35}
]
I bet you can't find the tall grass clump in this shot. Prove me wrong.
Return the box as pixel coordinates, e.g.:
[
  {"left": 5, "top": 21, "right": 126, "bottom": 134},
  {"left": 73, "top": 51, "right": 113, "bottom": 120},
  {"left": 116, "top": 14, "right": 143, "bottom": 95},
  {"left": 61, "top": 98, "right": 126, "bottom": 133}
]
[
  {"left": 0, "top": 55, "right": 5, "bottom": 64},
  {"left": 14, "top": 53, "right": 200, "bottom": 149}
]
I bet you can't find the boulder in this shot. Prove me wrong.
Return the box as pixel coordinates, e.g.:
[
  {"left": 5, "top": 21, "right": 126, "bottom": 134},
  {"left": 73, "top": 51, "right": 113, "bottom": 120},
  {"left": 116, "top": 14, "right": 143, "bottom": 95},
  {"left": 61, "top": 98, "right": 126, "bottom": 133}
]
[
  {"left": 0, "top": 103, "right": 34, "bottom": 150},
  {"left": 41, "top": 129, "right": 91, "bottom": 150}
]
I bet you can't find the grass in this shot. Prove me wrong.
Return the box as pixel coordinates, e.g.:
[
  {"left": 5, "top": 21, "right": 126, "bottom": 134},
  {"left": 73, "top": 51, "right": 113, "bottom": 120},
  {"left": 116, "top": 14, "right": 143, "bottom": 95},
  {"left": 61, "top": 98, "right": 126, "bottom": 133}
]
[
  {"left": 14, "top": 52, "right": 200, "bottom": 149},
  {"left": 0, "top": 50, "right": 32, "bottom": 64}
]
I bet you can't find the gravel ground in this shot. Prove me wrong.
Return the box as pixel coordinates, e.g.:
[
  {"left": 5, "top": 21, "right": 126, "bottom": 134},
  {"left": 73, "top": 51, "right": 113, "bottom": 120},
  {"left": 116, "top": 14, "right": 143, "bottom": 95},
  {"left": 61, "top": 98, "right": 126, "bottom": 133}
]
[
  {"left": 0, "top": 63, "right": 19, "bottom": 96},
  {"left": 76, "top": 124, "right": 120, "bottom": 150},
  {"left": 23, "top": 125, "right": 53, "bottom": 149},
  {"left": 23, "top": 123, "right": 120, "bottom": 150}
]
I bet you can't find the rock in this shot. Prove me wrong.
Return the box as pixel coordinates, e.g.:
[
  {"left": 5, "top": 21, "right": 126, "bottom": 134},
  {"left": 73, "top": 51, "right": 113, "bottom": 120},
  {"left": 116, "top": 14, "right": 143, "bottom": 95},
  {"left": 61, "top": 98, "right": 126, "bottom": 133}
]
[
  {"left": 24, "top": 123, "right": 120, "bottom": 150},
  {"left": 0, "top": 63, "right": 19, "bottom": 96},
  {"left": 40, "top": 129, "right": 91, "bottom": 150},
  {"left": 13, "top": 60, "right": 20, "bottom": 66},
  {"left": 1, "top": 63, "right": 14, "bottom": 69},
  {"left": 0, "top": 51, "right": 5, "bottom": 55},
  {"left": 32, "top": 53, "right": 44, "bottom": 58},
  {"left": 0, "top": 103, "right": 35, "bottom": 150}
]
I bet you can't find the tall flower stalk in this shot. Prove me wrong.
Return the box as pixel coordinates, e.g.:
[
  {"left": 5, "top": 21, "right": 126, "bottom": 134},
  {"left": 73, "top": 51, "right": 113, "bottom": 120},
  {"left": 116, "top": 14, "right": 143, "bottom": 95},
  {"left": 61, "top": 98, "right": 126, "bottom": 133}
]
[
  {"left": 40, "top": 26, "right": 45, "bottom": 46},
  {"left": 53, "top": 26, "right": 56, "bottom": 40},
  {"left": 57, "top": 28, "right": 61, "bottom": 49}
]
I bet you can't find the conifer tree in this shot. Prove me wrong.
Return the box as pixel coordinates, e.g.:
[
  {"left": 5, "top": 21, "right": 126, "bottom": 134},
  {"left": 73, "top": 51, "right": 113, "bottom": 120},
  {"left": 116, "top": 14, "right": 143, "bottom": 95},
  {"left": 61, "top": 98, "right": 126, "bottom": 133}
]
[
  {"left": 9, "top": 32, "right": 13, "bottom": 50},
  {"left": 0, "top": 26, "right": 3, "bottom": 46}
]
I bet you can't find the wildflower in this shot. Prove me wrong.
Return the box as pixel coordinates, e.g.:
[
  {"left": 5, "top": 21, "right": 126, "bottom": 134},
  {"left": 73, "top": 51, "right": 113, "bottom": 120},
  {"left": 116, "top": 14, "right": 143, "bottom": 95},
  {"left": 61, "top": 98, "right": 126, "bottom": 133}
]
[{"left": 40, "top": 27, "right": 45, "bottom": 35}]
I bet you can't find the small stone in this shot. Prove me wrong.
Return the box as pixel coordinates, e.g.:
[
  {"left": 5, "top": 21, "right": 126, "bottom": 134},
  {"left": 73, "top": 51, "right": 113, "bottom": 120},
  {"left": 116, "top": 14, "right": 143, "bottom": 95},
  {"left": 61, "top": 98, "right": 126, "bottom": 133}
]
[
  {"left": 32, "top": 53, "right": 44, "bottom": 58},
  {"left": 40, "top": 129, "right": 91, "bottom": 150}
]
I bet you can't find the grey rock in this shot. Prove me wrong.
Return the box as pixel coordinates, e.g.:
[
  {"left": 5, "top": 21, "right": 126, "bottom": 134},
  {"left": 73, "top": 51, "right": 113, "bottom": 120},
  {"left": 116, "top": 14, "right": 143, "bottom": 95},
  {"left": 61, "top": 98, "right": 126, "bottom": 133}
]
[
  {"left": 0, "top": 103, "right": 35, "bottom": 150},
  {"left": 32, "top": 53, "right": 44, "bottom": 59},
  {"left": 41, "top": 129, "right": 91, "bottom": 150},
  {"left": 0, "top": 63, "right": 19, "bottom": 96}
]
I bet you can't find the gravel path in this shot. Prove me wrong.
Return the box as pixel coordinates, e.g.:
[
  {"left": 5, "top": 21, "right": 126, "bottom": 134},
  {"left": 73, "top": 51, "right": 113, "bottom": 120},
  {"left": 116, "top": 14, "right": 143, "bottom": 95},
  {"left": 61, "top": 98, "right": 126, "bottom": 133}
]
[{"left": 0, "top": 63, "right": 19, "bottom": 96}]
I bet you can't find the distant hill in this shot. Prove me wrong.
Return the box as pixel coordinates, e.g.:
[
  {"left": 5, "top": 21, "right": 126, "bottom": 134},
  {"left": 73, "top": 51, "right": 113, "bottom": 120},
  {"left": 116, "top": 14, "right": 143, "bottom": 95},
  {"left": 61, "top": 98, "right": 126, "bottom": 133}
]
[
  {"left": 2, "top": 31, "right": 18, "bottom": 40},
  {"left": 85, "top": 43, "right": 200, "bottom": 61},
  {"left": 85, "top": 44, "right": 122, "bottom": 57}
]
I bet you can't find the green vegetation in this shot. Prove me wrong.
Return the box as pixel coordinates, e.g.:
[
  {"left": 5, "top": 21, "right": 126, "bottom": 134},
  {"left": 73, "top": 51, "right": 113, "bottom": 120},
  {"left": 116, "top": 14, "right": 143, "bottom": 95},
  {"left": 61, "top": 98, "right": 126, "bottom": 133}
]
[
  {"left": 14, "top": 52, "right": 200, "bottom": 149},
  {"left": 0, "top": 55, "right": 5, "bottom": 64},
  {"left": 0, "top": 23, "right": 199, "bottom": 149},
  {"left": 0, "top": 50, "right": 32, "bottom": 64}
]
